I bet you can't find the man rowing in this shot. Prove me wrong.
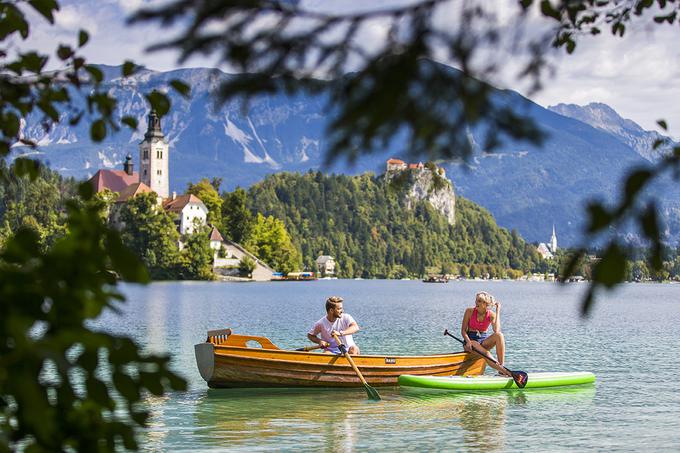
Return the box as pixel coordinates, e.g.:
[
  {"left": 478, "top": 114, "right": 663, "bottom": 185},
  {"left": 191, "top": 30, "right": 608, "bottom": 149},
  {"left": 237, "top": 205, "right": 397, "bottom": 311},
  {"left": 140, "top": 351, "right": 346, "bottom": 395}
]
[{"left": 307, "top": 296, "right": 361, "bottom": 354}]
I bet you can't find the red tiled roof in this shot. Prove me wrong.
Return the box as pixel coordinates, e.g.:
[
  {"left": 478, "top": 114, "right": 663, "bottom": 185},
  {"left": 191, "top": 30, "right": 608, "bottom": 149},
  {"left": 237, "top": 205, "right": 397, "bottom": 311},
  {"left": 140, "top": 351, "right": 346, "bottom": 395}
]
[
  {"left": 387, "top": 158, "right": 405, "bottom": 165},
  {"left": 408, "top": 163, "right": 418, "bottom": 169},
  {"left": 162, "top": 194, "right": 204, "bottom": 213},
  {"left": 88, "top": 169, "right": 139, "bottom": 193},
  {"left": 209, "top": 227, "right": 224, "bottom": 242},
  {"left": 116, "top": 182, "right": 153, "bottom": 202}
]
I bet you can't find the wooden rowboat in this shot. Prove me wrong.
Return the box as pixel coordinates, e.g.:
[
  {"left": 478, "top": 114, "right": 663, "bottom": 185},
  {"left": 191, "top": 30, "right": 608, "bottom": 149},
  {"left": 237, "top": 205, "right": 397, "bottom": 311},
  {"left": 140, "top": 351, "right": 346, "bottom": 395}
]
[{"left": 195, "top": 329, "right": 487, "bottom": 388}]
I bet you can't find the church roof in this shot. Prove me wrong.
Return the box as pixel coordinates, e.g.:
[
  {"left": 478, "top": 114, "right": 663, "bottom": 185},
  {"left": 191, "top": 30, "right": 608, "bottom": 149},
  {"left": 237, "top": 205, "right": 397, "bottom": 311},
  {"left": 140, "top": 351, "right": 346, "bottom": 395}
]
[
  {"left": 162, "top": 194, "right": 205, "bottom": 213},
  {"left": 387, "top": 158, "right": 406, "bottom": 165},
  {"left": 116, "top": 182, "right": 153, "bottom": 202},
  {"left": 209, "top": 227, "right": 224, "bottom": 242},
  {"left": 88, "top": 169, "right": 139, "bottom": 193}
]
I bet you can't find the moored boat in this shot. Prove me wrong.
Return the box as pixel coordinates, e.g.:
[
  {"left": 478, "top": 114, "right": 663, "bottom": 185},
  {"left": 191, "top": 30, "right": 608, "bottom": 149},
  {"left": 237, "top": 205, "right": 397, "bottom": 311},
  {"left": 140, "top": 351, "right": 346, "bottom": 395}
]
[{"left": 195, "top": 329, "right": 487, "bottom": 388}]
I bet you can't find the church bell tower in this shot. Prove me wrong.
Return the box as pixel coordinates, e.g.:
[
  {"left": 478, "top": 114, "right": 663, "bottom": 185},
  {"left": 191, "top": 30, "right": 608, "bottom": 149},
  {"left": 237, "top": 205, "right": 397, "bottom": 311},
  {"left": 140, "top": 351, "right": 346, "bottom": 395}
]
[{"left": 139, "top": 110, "right": 169, "bottom": 198}]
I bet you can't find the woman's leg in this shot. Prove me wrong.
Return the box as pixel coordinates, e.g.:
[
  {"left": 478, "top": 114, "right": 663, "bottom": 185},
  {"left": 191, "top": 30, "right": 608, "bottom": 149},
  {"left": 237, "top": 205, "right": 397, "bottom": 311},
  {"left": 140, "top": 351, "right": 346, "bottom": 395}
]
[
  {"left": 481, "top": 332, "right": 506, "bottom": 366},
  {"left": 467, "top": 340, "right": 511, "bottom": 377}
]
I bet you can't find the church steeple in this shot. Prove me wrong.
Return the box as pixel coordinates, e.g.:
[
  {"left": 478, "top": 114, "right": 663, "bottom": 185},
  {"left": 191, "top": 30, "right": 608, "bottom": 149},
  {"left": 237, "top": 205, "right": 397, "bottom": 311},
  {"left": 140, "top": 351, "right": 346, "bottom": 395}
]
[
  {"left": 550, "top": 224, "right": 558, "bottom": 252},
  {"left": 139, "top": 109, "right": 170, "bottom": 198},
  {"left": 144, "top": 110, "right": 165, "bottom": 139}
]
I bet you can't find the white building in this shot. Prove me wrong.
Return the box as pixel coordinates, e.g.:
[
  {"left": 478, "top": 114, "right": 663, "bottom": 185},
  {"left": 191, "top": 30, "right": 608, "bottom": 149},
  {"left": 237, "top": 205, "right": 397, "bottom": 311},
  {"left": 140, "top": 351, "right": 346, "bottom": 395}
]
[
  {"left": 537, "top": 225, "right": 558, "bottom": 259},
  {"left": 163, "top": 194, "right": 208, "bottom": 235},
  {"left": 316, "top": 255, "right": 336, "bottom": 277},
  {"left": 139, "top": 110, "right": 170, "bottom": 199}
]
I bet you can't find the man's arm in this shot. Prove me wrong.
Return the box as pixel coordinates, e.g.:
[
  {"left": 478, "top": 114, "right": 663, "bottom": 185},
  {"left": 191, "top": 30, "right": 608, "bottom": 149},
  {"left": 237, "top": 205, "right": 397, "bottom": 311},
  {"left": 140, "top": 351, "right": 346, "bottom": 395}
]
[{"left": 333, "top": 322, "right": 359, "bottom": 337}]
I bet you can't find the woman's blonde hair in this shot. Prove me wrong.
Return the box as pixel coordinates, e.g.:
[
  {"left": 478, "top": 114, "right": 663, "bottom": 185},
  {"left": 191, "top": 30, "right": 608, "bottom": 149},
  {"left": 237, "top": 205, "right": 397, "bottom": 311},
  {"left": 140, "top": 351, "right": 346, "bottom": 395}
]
[{"left": 475, "top": 291, "right": 494, "bottom": 305}]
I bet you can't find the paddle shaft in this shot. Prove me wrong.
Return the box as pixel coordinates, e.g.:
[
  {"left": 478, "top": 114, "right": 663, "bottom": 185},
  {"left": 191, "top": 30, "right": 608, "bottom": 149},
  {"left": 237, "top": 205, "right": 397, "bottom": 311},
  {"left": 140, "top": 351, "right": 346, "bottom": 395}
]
[
  {"left": 444, "top": 329, "right": 509, "bottom": 371},
  {"left": 295, "top": 344, "right": 325, "bottom": 351},
  {"left": 332, "top": 333, "right": 381, "bottom": 400}
]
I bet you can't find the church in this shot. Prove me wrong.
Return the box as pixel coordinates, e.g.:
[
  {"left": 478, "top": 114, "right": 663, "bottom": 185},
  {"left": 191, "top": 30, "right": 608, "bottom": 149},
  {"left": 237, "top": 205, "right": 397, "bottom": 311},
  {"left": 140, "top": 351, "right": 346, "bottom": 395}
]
[
  {"left": 537, "top": 225, "right": 558, "bottom": 260},
  {"left": 87, "top": 110, "right": 208, "bottom": 235}
]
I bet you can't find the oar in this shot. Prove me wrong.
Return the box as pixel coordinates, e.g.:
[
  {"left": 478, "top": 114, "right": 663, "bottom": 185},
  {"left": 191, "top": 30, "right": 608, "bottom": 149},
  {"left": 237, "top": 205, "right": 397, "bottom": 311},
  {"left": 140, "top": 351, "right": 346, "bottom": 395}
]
[
  {"left": 332, "top": 333, "right": 381, "bottom": 401},
  {"left": 295, "top": 344, "right": 325, "bottom": 351},
  {"left": 443, "top": 329, "right": 528, "bottom": 388}
]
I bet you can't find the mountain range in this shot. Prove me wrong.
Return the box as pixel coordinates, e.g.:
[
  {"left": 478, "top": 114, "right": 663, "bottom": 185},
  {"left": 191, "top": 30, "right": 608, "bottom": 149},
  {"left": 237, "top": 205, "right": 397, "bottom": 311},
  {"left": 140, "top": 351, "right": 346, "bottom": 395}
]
[{"left": 11, "top": 64, "right": 680, "bottom": 247}]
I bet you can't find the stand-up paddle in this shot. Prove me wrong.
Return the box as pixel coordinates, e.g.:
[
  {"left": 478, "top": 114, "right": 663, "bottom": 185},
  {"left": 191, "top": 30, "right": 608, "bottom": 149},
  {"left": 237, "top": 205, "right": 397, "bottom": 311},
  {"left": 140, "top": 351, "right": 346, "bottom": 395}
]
[
  {"left": 332, "top": 333, "right": 381, "bottom": 400},
  {"left": 444, "top": 329, "right": 528, "bottom": 388}
]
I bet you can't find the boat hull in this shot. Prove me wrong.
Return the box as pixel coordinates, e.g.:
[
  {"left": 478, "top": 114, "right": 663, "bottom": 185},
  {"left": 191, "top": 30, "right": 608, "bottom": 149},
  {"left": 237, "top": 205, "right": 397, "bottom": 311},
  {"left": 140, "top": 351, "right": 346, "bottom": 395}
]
[
  {"left": 398, "top": 371, "right": 596, "bottom": 391},
  {"left": 195, "top": 343, "right": 487, "bottom": 388}
]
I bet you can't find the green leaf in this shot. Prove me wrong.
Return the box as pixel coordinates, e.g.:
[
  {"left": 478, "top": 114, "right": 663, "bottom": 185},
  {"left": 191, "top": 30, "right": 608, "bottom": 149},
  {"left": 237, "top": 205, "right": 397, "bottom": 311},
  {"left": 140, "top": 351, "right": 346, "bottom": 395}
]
[
  {"left": 540, "top": 0, "right": 561, "bottom": 20},
  {"left": 585, "top": 203, "right": 611, "bottom": 233},
  {"left": 145, "top": 91, "right": 171, "bottom": 117},
  {"left": 28, "top": 0, "right": 59, "bottom": 24},
  {"left": 90, "top": 119, "right": 106, "bottom": 142},
  {"left": 1, "top": 5, "right": 30, "bottom": 40},
  {"left": 170, "top": 80, "right": 191, "bottom": 98},
  {"left": 78, "top": 181, "right": 94, "bottom": 200},
  {"left": 85, "top": 65, "right": 104, "bottom": 83},
  {"left": 593, "top": 243, "right": 627, "bottom": 287},
  {"left": 106, "top": 231, "right": 150, "bottom": 283},
  {"left": 130, "top": 410, "right": 150, "bottom": 426},
  {"left": 122, "top": 61, "right": 139, "bottom": 77},
  {"left": 623, "top": 169, "right": 652, "bottom": 202},
  {"left": 22, "top": 52, "right": 48, "bottom": 73},
  {"left": 57, "top": 45, "right": 73, "bottom": 60},
  {"left": 1, "top": 112, "right": 21, "bottom": 137},
  {"left": 78, "top": 30, "right": 89, "bottom": 47},
  {"left": 139, "top": 371, "right": 164, "bottom": 396},
  {"left": 612, "top": 22, "right": 625, "bottom": 37},
  {"left": 86, "top": 377, "right": 114, "bottom": 409},
  {"left": 13, "top": 158, "right": 41, "bottom": 180},
  {"left": 113, "top": 371, "right": 141, "bottom": 402},
  {"left": 121, "top": 116, "right": 138, "bottom": 129}
]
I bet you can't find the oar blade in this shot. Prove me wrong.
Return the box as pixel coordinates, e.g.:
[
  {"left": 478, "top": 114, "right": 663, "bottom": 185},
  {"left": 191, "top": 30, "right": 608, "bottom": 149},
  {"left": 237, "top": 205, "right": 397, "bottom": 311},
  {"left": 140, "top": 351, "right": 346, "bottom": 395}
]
[
  {"left": 512, "top": 371, "right": 528, "bottom": 388},
  {"left": 365, "top": 384, "right": 381, "bottom": 401}
]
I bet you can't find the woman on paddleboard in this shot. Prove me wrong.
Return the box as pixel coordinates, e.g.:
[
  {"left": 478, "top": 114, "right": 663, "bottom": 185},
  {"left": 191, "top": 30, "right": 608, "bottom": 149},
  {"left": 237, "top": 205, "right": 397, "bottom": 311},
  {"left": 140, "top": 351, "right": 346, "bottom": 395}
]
[{"left": 461, "top": 291, "right": 512, "bottom": 377}]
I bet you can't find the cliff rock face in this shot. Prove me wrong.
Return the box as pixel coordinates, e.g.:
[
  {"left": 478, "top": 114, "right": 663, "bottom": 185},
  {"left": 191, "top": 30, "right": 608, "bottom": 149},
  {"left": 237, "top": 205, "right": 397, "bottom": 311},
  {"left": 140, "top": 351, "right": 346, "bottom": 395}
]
[{"left": 387, "top": 165, "right": 456, "bottom": 224}]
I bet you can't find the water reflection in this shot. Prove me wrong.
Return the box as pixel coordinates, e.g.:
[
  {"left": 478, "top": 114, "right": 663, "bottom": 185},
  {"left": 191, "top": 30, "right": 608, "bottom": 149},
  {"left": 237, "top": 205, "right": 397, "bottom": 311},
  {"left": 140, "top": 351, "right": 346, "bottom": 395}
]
[{"left": 139, "top": 385, "right": 595, "bottom": 451}]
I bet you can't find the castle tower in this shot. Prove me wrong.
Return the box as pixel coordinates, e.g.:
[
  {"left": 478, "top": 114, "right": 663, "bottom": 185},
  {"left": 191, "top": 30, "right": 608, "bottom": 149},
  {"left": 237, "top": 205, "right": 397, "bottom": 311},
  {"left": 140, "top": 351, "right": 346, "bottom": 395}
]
[
  {"left": 139, "top": 110, "right": 169, "bottom": 198},
  {"left": 550, "top": 224, "right": 558, "bottom": 252}
]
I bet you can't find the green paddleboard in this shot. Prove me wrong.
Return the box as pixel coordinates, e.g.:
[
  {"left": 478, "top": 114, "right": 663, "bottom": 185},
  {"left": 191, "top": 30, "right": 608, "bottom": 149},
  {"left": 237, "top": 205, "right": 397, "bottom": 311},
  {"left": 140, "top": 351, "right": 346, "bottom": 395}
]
[{"left": 398, "top": 371, "right": 595, "bottom": 391}]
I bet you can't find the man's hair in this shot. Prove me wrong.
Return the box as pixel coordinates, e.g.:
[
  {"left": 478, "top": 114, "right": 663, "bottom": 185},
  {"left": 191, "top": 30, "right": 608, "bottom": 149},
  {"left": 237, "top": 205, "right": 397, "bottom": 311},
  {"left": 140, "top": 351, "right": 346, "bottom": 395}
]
[{"left": 325, "top": 296, "right": 344, "bottom": 312}]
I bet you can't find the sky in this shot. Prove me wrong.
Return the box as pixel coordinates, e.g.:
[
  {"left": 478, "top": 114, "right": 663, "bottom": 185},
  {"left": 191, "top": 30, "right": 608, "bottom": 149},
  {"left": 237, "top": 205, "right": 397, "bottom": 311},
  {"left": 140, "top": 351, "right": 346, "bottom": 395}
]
[{"left": 15, "top": 0, "right": 680, "bottom": 139}]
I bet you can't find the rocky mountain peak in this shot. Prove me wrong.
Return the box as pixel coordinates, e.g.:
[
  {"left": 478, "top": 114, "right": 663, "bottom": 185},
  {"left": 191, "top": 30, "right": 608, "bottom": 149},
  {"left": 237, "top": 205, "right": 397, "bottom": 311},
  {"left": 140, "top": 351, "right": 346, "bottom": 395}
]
[
  {"left": 385, "top": 162, "right": 456, "bottom": 224},
  {"left": 548, "top": 102, "right": 674, "bottom": 161}
]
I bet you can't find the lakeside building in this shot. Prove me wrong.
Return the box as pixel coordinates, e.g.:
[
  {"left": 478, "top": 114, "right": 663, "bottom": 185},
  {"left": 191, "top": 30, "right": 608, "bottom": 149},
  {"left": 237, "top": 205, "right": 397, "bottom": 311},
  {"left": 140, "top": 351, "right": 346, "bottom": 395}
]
[
  {"left": 316, "top": 255, "right": 336, "bottom": 277},
  {"left": 537, "top": 225, "right": 558, "bottom": 259}
]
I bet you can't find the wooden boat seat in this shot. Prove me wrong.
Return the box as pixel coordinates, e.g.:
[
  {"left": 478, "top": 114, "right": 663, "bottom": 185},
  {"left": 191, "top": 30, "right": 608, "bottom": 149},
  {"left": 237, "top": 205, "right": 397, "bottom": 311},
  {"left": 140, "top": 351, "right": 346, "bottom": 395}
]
[{"left": 206, "top": 328, "right": 280, "bottom": 350}]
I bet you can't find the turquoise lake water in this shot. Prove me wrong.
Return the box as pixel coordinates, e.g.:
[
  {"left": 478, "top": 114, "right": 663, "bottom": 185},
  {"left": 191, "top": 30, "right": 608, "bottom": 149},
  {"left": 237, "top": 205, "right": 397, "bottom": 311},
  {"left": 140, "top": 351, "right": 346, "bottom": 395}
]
[{"left": 95, "top": 280, "right": 680, "bottom": 451}]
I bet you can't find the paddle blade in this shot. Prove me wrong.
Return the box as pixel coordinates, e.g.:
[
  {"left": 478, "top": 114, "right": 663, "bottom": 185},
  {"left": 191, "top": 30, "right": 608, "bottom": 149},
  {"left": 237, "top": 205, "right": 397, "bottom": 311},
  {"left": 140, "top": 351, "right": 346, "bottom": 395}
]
[
  {"left": 365, "top": 384, "right": 381, "bottom": 401},
  {"left": 512, "top": 371, "right": 529, "bottom": 388}
]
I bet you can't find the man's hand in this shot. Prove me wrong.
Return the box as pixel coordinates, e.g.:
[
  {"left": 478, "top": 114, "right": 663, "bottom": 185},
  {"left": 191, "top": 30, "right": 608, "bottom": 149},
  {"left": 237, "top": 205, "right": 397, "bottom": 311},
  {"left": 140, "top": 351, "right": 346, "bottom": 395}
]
[
  {"left": 319, "top": 340, "right": 330, "bottom": 348},
  {"left": 331, "top": 329, "right": 344, "bottom": 337}
]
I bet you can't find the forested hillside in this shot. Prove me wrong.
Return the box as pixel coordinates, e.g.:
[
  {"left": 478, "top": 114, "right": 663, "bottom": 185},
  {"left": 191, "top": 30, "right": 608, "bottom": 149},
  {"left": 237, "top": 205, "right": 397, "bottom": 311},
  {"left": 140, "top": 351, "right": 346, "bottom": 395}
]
[{"left": 247, "top": 171, "right": 543, "bottom": 278}]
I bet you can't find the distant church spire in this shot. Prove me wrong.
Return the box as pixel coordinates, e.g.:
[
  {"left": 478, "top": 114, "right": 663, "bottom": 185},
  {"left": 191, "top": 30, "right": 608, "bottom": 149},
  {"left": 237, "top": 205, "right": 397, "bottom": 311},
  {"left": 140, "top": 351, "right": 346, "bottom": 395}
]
[{"left": 550, "top": 224, "right": 558, "bottom": 252}]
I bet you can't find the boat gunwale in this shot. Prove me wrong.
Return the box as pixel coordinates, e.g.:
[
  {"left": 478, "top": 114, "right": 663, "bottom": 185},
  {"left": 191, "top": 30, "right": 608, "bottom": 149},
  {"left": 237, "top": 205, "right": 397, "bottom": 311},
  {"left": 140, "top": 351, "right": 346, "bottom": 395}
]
[{"left": 210, "top": 343, "right": 469, "bottom": 360}]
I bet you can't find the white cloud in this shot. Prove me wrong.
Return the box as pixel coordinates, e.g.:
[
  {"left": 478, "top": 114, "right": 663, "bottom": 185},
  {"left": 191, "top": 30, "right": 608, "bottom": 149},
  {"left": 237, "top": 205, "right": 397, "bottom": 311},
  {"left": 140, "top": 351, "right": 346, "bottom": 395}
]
[{"left": 14, "top": 0, "right": 680, "bottom": 139}]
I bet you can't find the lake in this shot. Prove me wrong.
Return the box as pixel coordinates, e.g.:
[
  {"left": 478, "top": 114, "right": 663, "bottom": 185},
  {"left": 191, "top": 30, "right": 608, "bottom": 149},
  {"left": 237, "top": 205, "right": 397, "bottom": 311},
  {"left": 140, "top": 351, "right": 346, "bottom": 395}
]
[{"left": 95, "top": 280, "right": 680, "bottom": 451}]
